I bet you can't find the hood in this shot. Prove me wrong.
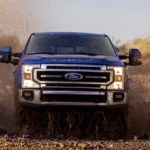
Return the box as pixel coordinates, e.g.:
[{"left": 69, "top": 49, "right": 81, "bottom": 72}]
[{"left": 21, "top": 54, "right": 124, "bottom": 66}]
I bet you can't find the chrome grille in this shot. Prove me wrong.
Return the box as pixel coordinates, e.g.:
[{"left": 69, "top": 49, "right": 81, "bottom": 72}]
[{"left": 34, "top": 64, "right": 113, "bottom": 93}]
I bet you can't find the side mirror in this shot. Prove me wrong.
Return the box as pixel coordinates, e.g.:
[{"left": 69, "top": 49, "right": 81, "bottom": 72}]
[
  {"left": 12, "top": 52, "right": 22, "bottom": 58},
  {"left": 11, "top": 59, "right": 20, "bottom": 65},
  {"left": 129, "top": 48, "right": 142, "bottom": 66},
  {"left": 0, "top": 46, "right": 12, "bottom": 63},
  {"left": 11, "top": 52, "right": 22, "bottom": 65}
]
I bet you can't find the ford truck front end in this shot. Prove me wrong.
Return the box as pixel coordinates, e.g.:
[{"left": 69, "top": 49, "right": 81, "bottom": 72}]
[
  {"left": 17, "top": 32, "right": 131, "bottom": 107},
  {"left": 0, "top": 32, "right": 142, "bottom": 107}
]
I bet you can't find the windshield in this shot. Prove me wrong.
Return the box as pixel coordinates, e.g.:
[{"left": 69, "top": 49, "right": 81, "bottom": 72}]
[{"left": 25, "top": 34, "right": 116, "bottom": 56}]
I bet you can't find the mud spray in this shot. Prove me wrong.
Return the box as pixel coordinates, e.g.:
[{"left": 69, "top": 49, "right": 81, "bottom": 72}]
[
  {"left": 0, "top": 0, "right": 149, "bottom": 139},
  {"left": 0, "top": 0, "right": 33, "bottom": 133}
]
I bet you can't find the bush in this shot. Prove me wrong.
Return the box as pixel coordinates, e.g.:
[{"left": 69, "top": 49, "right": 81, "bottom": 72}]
[{"left": 119, "top": 36, "right": 150, "bottom": 56}]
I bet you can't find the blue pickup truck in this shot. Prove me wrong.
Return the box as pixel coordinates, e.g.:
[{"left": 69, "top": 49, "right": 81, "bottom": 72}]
[{"left": 0, "top": 32, "right": 142, "bottom": 136}]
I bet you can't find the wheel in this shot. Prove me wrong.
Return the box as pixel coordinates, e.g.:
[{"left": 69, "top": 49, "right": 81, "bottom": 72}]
[
  {"left": 14, "top": 89, "right": 48, "bottom": 135},
  {"left": 95, "top": 108, "right": 127, "bottom": 139}
]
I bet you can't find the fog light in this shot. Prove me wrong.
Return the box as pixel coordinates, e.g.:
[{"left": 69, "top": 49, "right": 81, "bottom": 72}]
[
  {"left": 113, "top": 92, "right": 124, "bottom": 102},
  {"left": 22, "top": 90, "right": 34, "bottom": 100}
]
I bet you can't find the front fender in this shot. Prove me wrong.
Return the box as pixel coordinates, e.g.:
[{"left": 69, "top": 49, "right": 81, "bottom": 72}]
[
  {"left": 14, "top": 65, "right": 22, "bottom": 89},
  {"left": 124, "top": 71, "right": 129, "bottom": 91}
]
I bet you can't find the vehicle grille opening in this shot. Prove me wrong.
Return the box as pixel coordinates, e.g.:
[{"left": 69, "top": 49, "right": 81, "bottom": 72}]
[
  {"left": 41, "top": 94, "right": 107, "bottom": 103},
  {"left": 37, "top": 71, "right": 110, "bottom": 83}
]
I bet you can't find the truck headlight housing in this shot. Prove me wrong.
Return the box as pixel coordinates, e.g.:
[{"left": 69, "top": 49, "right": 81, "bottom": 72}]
[
  {"left": 22, "top": 64, "right": 40, "bottom": 88},
  {"left": 107, "top": 66, "right": 124, "bottom": 90}
]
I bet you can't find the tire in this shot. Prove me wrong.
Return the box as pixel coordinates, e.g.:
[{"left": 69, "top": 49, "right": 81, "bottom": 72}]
[
  {"left": 95, "top": 108, "right": 127, "bottom": 139},
  {"left": 14, "top": 89, "right": 48, "bottom": 135}
]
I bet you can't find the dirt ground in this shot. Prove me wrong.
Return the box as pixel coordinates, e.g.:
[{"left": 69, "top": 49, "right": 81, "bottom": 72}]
[{"left": 0, "top": 135, "right": 149, "bottom": 150}]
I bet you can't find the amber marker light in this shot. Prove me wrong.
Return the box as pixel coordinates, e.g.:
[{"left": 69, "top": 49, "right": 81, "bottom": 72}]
[
  {"left": 24, "top": 73, "right": 31, "bottom": 80},
  {"left": 115, "top": 75, "right": 123, "bottom": 82}
]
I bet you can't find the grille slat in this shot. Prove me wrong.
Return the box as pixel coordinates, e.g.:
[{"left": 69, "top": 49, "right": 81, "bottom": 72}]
[
  {"left": 46, "top": 65, "right": 102, "bottom": 70},
  {"left": 37, "top": 69, "right": 103, "bottom": 73}
]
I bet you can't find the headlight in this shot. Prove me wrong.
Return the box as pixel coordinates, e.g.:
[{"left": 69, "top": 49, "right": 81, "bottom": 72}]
[
  {"left": 22, "top": 64, "right": 40, "bottom": 88},
  {"left": 107, "top": 66, "right": 124, "bottom": 90}
]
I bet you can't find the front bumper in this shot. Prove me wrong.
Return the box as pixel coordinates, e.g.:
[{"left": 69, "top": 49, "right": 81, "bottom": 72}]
[{"left": 18, "top": 89, "right": 127, "bottom": 107}]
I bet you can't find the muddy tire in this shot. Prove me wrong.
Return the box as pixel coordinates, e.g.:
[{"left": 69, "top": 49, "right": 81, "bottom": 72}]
[
  {"left": 15, "top": 105, "right": 49, "bottom": 135},
  {"left": 95, "top": 108, "right": 127, "bottom": 139},
  {"left": 44, "top": 109, "right": 127, "bottom": 139},
  {"left": 14, "top": 89, "right": 48, "bottom": 135}
]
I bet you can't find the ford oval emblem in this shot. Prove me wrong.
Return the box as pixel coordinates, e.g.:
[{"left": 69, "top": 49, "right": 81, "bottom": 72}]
[{"left": 65, "top": 73, "right": 83, "bottom": 81}]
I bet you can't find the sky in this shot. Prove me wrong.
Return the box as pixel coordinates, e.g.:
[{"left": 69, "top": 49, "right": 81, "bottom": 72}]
[{"left": 0, "top": 0, "right": 150, "bottom": 46}]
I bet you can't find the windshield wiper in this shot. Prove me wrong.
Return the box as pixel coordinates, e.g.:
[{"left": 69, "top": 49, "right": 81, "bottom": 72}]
[
  {"left": 27, "top": 52, "right": 55, "bottom": 55},
  {"left": 27, "top": 52, "right": 99, "bottom": 56},
  {"left": 78, "top": 52, "right": 99, "bottom": 56}
]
